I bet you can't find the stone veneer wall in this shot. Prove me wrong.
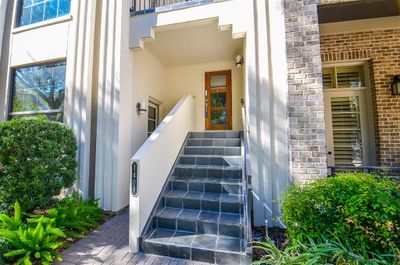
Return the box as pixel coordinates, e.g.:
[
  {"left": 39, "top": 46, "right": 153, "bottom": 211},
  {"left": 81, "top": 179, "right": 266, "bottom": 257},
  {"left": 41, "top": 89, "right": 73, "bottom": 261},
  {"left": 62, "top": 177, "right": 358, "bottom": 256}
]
[
  {"left": 320, "top": 29, "right": 400, "bottom": 167},
  {"left": 284, "top": 0, "right": 328, "bottom": 182}
]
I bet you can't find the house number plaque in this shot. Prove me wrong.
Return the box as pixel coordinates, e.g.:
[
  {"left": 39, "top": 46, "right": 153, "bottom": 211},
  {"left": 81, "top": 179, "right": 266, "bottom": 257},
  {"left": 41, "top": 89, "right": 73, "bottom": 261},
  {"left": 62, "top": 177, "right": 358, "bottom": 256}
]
[{"left": 132, "top": 162, "right": 138, "bottom": 196}]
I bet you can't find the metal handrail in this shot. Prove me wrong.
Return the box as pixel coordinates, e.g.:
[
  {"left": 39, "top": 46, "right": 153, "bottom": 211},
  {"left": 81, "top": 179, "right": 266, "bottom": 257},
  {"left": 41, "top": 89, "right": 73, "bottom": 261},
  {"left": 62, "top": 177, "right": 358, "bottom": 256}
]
[{"left": 240, "top": 98, "right": 252, "bottom": 256}]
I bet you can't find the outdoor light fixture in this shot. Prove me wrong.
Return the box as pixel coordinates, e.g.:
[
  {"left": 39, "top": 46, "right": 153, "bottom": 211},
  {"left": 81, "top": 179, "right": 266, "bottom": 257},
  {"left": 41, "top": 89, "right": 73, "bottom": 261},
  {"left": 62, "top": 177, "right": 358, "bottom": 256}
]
[
  {"left": 235, "top": 55, "right": 244, "bottom": 68},
  {"left": 136, "top": 100, "right": 147, "bottom": 114},
  {"left": 391, "top": 75, "right": 400, "bottom": 96}
]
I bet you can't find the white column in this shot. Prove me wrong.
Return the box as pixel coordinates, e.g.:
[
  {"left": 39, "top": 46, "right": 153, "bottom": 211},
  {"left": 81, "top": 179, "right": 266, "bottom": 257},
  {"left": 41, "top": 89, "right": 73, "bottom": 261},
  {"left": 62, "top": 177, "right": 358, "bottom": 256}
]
[
  {"left": 64, "top": 0, "right": 98, "bottom": 199},
  {"left": 0, "top": 0, "right": 8, "bottom": 64},
  {"left": 246, "top": 0, "right": 289, "bottom": 227}
]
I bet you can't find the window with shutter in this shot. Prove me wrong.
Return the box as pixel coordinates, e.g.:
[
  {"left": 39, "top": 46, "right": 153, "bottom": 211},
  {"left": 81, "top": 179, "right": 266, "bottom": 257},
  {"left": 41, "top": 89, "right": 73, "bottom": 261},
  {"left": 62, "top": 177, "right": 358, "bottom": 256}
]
[{"left": 323, "top": 64, "right": 374, "bottom": 167}]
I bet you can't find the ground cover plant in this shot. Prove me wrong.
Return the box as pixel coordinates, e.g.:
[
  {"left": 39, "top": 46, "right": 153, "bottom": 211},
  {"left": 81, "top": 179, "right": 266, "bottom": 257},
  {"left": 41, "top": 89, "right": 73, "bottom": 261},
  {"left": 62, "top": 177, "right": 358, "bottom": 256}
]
[{"left": 0, "top": 196, "right": 102, "bottom": 265}]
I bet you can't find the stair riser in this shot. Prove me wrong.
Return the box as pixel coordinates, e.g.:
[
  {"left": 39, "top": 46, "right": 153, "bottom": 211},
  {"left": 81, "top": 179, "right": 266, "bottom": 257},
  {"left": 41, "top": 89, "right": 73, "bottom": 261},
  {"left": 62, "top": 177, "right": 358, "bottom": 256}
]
[
  {"left": 171, "top": 181, "right": 242, "bottom": 195},
  {"left": 155, "top": 217, "right": 244, "bottom": 238},
  {"left": 184, "top": 147, "right": 241, "bottom": 156},
  {"left": 187, "top": 139, "right": 240, "bottom": 147},
  {"left": 163, "top": 197, "right": 243, "bottom": 214},
  {"left": 175, "top": 167, "right": 242, "bottom": 179},
  {"left": 142, "top": 241, "right": 249, "bottom": 265},
  {"left": 191, "top": 131, "right": 240, "bottom": 139},
  {"left": 179, "top": 156, "right": 241, "bottom": 167}
]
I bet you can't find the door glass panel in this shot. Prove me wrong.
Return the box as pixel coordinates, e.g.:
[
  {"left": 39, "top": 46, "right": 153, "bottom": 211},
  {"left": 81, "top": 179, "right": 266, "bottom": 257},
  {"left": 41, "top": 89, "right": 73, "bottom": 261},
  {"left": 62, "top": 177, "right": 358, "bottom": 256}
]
[
  {"left": 148, "top": 104, "right": 159, "bottom": 137},
  {"left": 336, "top": 66, "right": 364, "bottom": 88},
  {"left": 211, "top": 93, "right": 226, "bottom": 108},
  {"left": 331, "top": 96, "right": 363, "bottom": 166},
  {"left": 210, "top": 75, "right": 226, "bottom": 90},
  {"left": 148, "top": 120, "right": 156, "bottom": 132},
  {"left": 148, "top": 106, "right": 156, "bottom": 119},
  {"left": 210, "top": 110, "right": 227, "bottom": 125}
]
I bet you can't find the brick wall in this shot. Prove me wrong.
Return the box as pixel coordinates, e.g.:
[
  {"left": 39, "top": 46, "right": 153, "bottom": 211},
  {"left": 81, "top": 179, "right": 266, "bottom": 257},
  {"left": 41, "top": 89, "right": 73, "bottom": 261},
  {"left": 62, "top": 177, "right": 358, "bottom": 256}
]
[
  {"left": 284, "top": 0, "right": 328, "bottom": 182},
  {"left": 320, "top": 29, "right": 400, "bottom": 167}
]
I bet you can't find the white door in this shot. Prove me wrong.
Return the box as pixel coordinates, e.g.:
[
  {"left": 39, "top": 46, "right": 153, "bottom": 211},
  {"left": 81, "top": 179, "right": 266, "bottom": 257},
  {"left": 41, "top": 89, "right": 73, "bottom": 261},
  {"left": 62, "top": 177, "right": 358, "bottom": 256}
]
[{"left": 323, "top": 64, "right": 374, "bottom": 167}]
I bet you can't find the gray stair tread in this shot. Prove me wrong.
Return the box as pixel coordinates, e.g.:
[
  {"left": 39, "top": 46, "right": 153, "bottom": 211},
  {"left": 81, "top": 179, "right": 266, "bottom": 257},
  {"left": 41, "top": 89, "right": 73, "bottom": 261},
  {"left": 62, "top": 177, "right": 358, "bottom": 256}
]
[
  {"left": 180, "top": 154, "right": 242, "bottom": 158},
  {"left": 145, "top": 228, "right": 246, "bottom": 254},
  {"left": 155, "top": 207, "right": 244, "bottom": 226},
  {"left": 164, "top": 190, "right": 243, "bottom": 202},
  {"left": 172, "top": 176, "right": 242, "bottom": 185},
  {"left": 175, "top": 164, "right": 242, "bottom": 170}
]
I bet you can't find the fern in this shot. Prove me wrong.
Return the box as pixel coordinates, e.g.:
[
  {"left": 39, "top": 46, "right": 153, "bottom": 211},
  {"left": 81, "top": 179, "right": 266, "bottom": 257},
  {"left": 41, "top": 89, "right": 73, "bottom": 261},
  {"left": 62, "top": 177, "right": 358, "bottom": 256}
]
[
  {"left": 0, "top": 203, "right": 65, "bottom": 265},
  {"left": 29, "top": 193, "right": 102, "bottom": 237}
]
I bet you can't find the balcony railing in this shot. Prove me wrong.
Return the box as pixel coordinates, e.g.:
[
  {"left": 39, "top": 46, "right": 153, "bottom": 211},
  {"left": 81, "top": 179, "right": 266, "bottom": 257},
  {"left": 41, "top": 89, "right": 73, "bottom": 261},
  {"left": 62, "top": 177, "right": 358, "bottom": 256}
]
[{"left": 130, "top": 0, "right": 218, "bottom": 15}]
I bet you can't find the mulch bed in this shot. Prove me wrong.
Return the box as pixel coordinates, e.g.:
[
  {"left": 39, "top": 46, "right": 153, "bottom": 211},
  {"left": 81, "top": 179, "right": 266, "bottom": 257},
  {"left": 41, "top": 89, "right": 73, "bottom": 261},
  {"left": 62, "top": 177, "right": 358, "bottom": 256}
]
[{"left": 252, "top": 226, "right": 289, "bottom": 261}]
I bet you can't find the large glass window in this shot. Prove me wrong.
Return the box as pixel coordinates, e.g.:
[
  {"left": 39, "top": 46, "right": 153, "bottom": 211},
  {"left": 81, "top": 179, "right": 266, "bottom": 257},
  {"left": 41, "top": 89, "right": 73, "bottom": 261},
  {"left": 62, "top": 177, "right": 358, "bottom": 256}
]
[
  {"left": 18, "top": 0, "right": 71, "bottom": 27},
  {"left": 10, "top": 61, "right": 66, "bottom": 121}
]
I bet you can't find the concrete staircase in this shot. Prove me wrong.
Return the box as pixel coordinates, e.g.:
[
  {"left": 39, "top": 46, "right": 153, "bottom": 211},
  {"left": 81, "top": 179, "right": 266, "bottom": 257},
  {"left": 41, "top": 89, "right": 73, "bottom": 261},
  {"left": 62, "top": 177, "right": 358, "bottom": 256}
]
[{"left": 140, "top": 131, "right": 249, "bottom": 264}]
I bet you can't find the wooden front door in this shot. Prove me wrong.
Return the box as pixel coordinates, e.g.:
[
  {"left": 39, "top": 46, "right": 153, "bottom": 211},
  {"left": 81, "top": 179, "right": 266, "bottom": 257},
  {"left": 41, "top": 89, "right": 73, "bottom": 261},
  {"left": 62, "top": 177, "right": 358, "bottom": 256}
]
[{"left": 205, "top": 70, "right": 232, "bottom": 130}]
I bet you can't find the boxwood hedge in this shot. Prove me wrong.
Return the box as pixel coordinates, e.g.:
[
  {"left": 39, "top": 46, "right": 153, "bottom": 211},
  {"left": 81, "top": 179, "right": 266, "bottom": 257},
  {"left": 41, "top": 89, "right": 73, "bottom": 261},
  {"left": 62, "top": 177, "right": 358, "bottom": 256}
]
[{"left": 0, "top": 119, "right": 78, "bottom": 213}]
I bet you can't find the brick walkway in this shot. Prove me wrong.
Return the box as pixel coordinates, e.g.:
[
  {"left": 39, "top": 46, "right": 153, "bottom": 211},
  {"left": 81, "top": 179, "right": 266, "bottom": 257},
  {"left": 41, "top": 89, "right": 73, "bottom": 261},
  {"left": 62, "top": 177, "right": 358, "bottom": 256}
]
[{"left": 56, "top": 210, "right": 211, "bottom": 265}]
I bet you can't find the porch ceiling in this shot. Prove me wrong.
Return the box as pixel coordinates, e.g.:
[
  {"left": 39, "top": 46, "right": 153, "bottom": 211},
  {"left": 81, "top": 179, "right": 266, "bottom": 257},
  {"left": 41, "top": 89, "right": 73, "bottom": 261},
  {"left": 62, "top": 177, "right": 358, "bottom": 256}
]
[
  {"left": 143, "top": 22, "right": 244, "bottom": 67},
  {"left": 318, "top": 0, "right": 400, "bottom": 23}
]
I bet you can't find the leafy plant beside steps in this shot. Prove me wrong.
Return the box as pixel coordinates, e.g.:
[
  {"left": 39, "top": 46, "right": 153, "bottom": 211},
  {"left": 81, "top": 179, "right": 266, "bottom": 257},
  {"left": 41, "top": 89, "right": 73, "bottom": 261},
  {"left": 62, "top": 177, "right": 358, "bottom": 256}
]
[
  {"left": 0, "top": 195, "right": 102, "bottom": 265},
  {"left": 253, "top": 237, "right": 399, "bottom": 265}
]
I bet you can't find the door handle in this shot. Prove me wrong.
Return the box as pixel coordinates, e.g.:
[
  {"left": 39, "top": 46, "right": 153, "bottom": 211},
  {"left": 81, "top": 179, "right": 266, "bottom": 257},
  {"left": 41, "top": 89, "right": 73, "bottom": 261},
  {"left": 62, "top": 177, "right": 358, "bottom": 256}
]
[{"left": 328, "top": 151, "right": 332, "bottom": 155}]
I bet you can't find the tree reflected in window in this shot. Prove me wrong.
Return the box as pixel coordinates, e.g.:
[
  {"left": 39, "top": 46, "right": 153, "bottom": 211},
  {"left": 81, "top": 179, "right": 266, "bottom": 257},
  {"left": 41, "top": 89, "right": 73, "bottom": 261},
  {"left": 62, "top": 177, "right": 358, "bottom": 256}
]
[
  {"left": 18, "top": 0, "right": 71, "bottom": 27},
  {"left": 11, "top": 62, "right": 66, "bottom": 122}
]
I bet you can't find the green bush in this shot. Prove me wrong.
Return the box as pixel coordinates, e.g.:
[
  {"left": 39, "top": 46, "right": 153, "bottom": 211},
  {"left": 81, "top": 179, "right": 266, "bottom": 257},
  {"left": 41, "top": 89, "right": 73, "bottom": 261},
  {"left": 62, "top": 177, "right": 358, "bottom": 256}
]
[
  {"left": 282, "top": 173, "right": 400, "bottom": 254},
  {"left": 0, "top": 119, "right": 78, "bottom": 213}
]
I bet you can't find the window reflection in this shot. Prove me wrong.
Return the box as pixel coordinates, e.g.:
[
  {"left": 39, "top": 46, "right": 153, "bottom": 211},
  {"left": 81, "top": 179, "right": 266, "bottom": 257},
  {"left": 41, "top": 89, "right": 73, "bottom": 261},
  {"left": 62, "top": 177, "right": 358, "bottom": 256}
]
[
  {"left": 10, "top": 61, "right": 66, "bottom": 122},
  {"left": 18, "top": 0, "right": 71, "bottom": 27}
]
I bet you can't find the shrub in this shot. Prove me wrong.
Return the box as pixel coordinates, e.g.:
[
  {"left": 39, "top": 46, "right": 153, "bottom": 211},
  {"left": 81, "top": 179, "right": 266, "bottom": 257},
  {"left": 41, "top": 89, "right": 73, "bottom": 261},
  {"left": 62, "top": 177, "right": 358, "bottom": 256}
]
[
  {"left": 0, "top": 119, "right": 78, "bottom": 213},
  {"left": 282, "top": 173, "right": 400, "bottom": 254},
  {"left": 253, "top": 237, "right": 399, "bottom": 265}
]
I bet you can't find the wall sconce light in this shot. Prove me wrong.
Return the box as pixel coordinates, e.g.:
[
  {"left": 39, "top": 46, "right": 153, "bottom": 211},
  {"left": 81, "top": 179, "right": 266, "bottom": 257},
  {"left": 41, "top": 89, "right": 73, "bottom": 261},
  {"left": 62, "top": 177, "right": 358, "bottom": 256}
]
[
  {"left": 391, "top": 75, "right": 400, "bottom": 96},
  {"left": 235, "top": 55, "right": 244, "bottom": 68},
  {"left": 136, "top": 100, "right": 147, "bottom": 114}
]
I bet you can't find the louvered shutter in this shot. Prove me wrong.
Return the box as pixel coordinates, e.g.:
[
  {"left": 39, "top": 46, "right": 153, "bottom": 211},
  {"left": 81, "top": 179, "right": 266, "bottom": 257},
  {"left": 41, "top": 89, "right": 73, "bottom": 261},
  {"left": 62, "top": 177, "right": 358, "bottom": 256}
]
[{"left": 330, "top": 96, "right": 363, "bottom": 166}]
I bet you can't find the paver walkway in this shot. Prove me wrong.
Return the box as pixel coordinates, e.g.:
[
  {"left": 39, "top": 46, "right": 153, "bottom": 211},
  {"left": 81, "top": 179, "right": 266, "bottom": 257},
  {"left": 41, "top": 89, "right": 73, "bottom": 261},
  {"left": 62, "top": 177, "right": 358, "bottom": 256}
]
[{"left": 56, "top": 210, "right": 211, "bottom": 265}]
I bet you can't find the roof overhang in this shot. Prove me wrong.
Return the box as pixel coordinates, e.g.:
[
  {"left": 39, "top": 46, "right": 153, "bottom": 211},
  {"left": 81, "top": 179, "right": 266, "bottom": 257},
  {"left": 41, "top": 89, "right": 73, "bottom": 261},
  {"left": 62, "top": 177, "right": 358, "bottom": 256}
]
[{"left": 318, "top": 0, "right": 400, "bottom": 23}]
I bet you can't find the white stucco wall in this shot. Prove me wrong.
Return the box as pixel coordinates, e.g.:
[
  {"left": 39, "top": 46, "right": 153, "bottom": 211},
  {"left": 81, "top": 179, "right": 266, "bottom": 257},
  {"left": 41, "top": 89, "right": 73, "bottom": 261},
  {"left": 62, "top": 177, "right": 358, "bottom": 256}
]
[
  {"left": 10, "top": 19, "right": 71, "bottom": 66},
  {"left": 165, "top": 60, "right": 244, "bottom": 131}
]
